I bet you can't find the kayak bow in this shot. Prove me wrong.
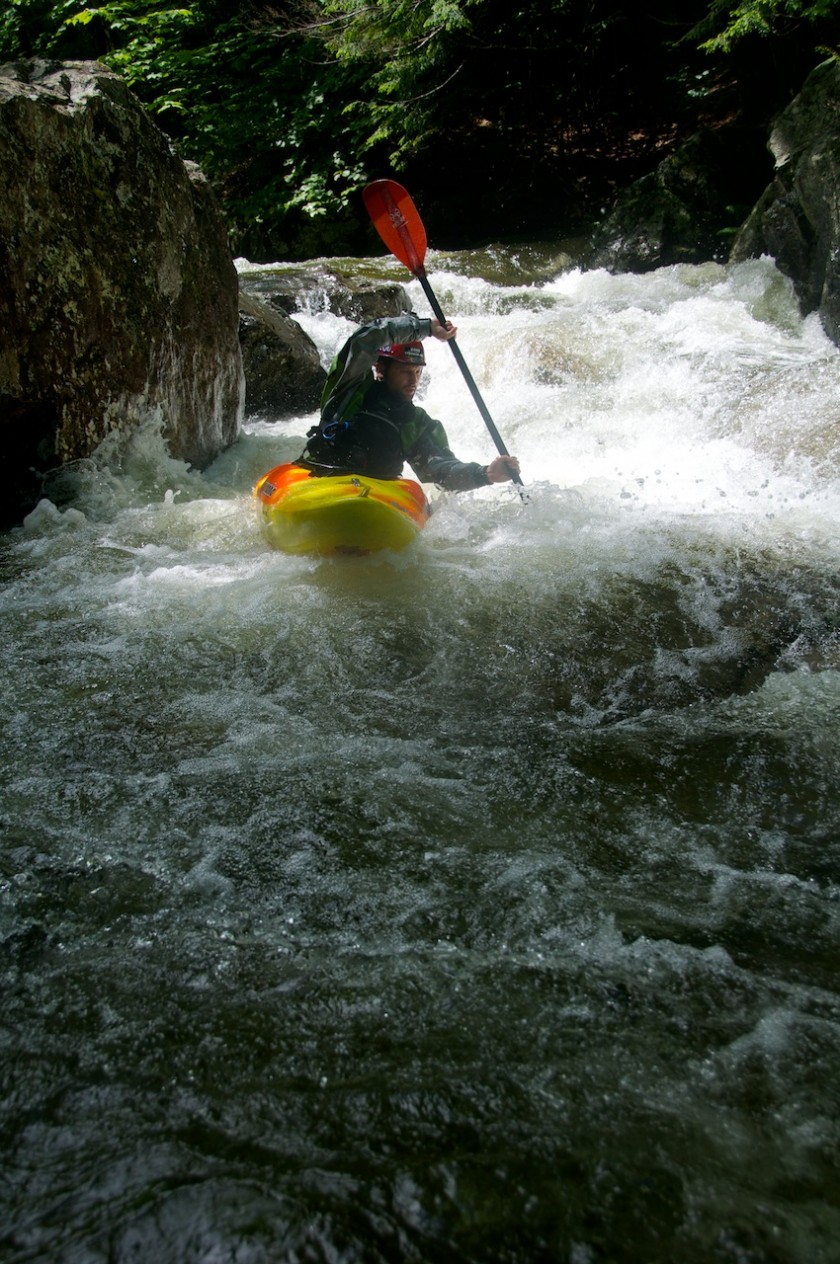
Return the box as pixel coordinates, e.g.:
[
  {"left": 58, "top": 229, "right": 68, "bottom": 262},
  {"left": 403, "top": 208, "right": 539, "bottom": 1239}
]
[{"left": 254, "top": 463, "right": 429, "bottom": 556}]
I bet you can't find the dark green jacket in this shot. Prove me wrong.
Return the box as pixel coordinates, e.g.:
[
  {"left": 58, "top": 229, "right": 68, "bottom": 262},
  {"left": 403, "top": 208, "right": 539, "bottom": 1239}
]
[{"left": 304, "top": 314, "right": 490, "bottom": 491}]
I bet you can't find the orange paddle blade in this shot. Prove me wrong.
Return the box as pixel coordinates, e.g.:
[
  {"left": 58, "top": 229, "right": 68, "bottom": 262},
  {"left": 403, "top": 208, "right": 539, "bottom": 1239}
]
[{"left": 363, "top": 179, "right": 427, "bottom": 275}]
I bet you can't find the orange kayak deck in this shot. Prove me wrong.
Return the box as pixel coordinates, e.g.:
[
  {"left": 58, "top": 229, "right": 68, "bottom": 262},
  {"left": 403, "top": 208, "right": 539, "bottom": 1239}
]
[{"left": 254, "top": 463, "right": 429, "bottom": 555}]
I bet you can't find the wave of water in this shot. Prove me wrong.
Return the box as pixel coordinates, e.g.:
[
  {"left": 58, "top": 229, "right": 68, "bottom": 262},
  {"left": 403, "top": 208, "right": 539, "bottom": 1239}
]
[{"left": 2, "top": 253, "right": 839, "bottom": 1263}]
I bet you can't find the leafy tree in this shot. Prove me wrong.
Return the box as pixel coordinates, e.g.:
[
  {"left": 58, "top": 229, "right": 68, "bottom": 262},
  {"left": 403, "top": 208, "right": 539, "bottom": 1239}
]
[
  {"left": 319, "top": 1, "right": 716, "bottom": 242},
  {"left": 685, "top": 0, "right": 839, "bottom": 52},
  {"left": 678, "top": 0, "right": 840, "bottom": 144},
  {"left": 3, "top": 0, "right": 720, "bottom": 252}
]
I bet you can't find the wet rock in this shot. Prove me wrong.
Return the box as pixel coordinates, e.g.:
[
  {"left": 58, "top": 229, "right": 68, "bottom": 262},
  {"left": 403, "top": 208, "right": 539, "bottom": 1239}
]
[
  {"left": 239, "top": 265, "right": 411, "bottom": 322},
  {"left": 238, "top": 290, "right": 325, "bottom": 418},
  {"left": 588, "top": 128, "right": 768, "bottom": 273},
  {"left": 0, "top": 59, "right": 244, "bottom": 524},
  {"left": 730, "top": 60, "right": 840, "bottom": 347},
  {"left": 0, "top": 923, "right": 51, "bottom": 969},
  {"left": 236, "top": 268, "right": 412, "bottom": 419},
  {"left": 320, "top": 272, "right": 412, "bottom": 323}
]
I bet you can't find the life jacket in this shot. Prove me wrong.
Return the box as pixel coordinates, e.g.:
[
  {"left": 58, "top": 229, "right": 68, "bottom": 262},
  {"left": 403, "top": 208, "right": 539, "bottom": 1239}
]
[{"left": 304, "top": 381, "right": 417, "bottom": 479}]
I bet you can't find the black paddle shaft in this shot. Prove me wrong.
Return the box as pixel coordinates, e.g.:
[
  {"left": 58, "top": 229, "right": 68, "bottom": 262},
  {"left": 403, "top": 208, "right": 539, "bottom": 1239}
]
[{"left": 416, "top": 272, "right": 524, "bottom": 487}]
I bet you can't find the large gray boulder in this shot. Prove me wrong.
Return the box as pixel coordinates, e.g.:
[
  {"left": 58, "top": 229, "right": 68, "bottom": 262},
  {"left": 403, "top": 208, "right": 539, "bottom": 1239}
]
[
  {"left": 0, "top": 59, "right": 244, "bottom": 522},
  {"left": 730, "top": 60, "right": 840, "bottom": 346}
]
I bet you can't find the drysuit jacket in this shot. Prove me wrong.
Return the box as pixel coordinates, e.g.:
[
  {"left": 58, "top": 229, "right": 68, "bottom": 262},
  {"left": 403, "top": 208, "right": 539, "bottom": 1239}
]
[{"left": 303, "top": 314, "right": 490, "bottom": 491}]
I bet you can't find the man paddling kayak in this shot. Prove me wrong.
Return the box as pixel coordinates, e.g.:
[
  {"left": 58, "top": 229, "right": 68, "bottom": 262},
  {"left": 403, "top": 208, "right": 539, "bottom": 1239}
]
[{"left": 301, "top": 314, "right": 520, "bottom": 491}]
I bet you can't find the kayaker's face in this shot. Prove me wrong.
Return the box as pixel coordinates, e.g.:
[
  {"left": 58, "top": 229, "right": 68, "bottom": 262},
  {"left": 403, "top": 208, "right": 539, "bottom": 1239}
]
[{"left": 382, "top": 362, "right": 423, "bottom": 401}]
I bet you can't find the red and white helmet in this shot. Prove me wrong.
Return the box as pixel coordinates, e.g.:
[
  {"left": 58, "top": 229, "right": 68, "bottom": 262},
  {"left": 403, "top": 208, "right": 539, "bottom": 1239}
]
[{"left": 376, "top": 341, "right": 426, "bottom": 366}]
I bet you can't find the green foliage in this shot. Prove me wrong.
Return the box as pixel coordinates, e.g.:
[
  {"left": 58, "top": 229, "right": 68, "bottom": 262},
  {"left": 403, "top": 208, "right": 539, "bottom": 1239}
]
[
  {"left": 316, "top": 0, "right": 638, "bottom": 199},
  {"left": 322, "top": 0, "right": 477, "bottom": 160},
  {"left": 1, "top": 0, "right": 65, "bottom": 57},
  {"left": 0, "top": 1, "right": 733, "bottom": 253},
  {"left": 2, "top": 0, "right": 837, "bottom": 258},
  {"left": 685, "top": 0, "right": 840, "bottom": 53}
]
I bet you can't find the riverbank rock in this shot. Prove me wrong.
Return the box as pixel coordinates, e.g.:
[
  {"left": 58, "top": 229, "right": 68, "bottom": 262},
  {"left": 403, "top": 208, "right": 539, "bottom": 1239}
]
[
  {"left": 588, "top": 127, "right": 768, "bottom": 273},
  {"left": 238, "top": 265, "right": 411, "bottom": 322},
  {"left": 238, "top": 290, "right": 325, "bottom": 418},
  {"left": 0, "top": 59, "right": 244, "bottom": 524},
  {"left": 320, "top": 273, "right": 411, "bottom": 323},
  {"left": 730, "top": 60, "right": 840, "bottom": 347}
]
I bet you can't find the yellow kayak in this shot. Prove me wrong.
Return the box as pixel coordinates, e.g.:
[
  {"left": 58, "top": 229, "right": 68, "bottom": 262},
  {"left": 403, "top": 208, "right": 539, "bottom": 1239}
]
[{"left": 254, "top": 462, "right": 429, "bottom": 555}]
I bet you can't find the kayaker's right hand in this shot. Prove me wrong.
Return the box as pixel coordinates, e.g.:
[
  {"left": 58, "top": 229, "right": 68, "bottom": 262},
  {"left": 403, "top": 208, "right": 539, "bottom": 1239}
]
[{"left": 431, "top": 319, "right": 457, "bottom": 341}]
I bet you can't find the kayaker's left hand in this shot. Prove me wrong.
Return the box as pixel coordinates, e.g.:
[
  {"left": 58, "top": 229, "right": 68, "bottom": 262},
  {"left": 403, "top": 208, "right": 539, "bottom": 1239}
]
[{"left": 486, "top": 455, "right": 520, "bottom": 484}]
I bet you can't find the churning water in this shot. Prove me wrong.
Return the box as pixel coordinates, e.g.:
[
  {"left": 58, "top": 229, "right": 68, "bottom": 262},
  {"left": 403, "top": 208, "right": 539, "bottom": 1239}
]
[{"left": 2, "top": 251, "right": 840, "bottom": 1263}]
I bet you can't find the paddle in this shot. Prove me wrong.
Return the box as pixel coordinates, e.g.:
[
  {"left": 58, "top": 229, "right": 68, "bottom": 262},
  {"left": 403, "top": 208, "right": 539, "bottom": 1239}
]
[{"left": 362, "top": 179, "right": 524, "bottom": 488}]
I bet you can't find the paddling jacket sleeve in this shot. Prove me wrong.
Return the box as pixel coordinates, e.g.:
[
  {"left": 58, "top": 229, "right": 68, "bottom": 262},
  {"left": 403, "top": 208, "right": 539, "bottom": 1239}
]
[{"left": 405, "top": 410, "right": 491, "bottom": 491}]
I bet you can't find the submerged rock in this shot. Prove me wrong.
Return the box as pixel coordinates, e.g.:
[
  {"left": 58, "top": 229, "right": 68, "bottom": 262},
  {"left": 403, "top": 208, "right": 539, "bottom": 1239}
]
[{"left": 0, "top": 59, "right": 244, "bottom": 523}]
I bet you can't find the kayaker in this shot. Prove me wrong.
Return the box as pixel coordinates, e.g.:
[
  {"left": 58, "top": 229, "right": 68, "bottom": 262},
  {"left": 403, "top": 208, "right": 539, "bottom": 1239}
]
[{"left": 301, "top": 314, "right": 520, "bottom": 490}]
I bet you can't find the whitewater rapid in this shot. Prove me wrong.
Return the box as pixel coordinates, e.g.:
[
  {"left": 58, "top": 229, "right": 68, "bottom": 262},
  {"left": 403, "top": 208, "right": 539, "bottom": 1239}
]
[{"left": 2, "top": 251, "right": 839, "bottom": 1263}]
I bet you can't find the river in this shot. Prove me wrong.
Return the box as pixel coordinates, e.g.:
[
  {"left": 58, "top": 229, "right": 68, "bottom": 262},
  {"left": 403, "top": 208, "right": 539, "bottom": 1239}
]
[{"left": 2, "top": 249, "right": 839, "bottom": 1262}]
